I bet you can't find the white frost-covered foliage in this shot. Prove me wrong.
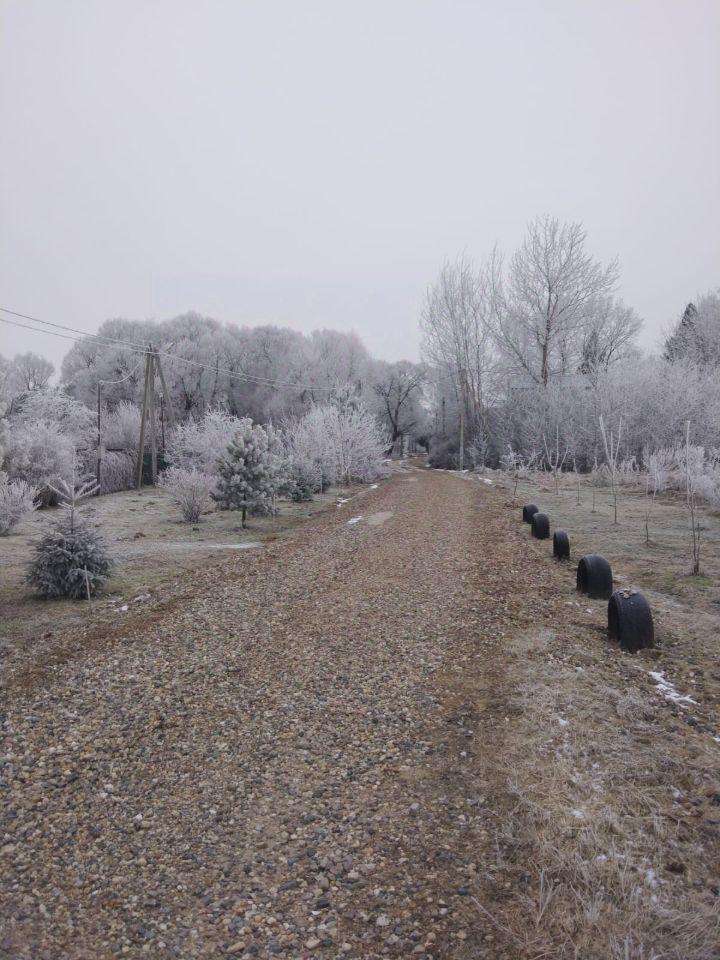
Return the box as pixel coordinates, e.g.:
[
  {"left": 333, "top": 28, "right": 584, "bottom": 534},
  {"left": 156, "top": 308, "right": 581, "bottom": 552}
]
[
  {"left": 11, "top": 389, "right": 95, "bottom": 452},
  {"left": 103, "top": 401, "right": 141, "bottom": 451},
  {"left": 4, "top": 421, "right": 76, "bottom": 505},
  {"left": 0, "top": 474, "right": 38, "bottom": 535},
  {"left": 26, "top": 467, "right": 112, "bottom": 599},
  {"left": 213, "top": 421, "right": 285, "bottom": 526},
  {"left": 286, "top": 402, "right": 388, "bottom": 489},
  {"left": 160, "top": 467, "right": 215, "bottom": 523},
  {"left": 167, "top": 410, "right": 248, "bottom": 478}
]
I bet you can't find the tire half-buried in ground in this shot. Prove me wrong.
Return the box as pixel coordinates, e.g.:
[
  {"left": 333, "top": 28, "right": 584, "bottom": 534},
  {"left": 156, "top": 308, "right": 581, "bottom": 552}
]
[
  {"left": 531, "top": 512, "right": 550, "bottom": 540},
  {"left": 608, "top": 589, "right": 654, "bottom": 652},
  {"left": 523, "top": 504, "right": 539, "bottom": 523},
  {"left": 553, "top": 530, "right": 570, "bottom": 560},
  {"left": 576, "top": 554, "right": 613, "bottom": 599}
]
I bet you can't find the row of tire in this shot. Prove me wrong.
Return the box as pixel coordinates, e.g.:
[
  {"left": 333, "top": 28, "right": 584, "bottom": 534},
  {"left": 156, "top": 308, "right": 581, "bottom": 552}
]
[{"left": 522, "top": 504, "right": 655, "bottom": 653}]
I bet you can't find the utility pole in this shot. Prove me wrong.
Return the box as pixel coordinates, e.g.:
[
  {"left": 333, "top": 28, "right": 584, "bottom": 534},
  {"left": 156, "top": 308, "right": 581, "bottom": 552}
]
[
  {"left": 149, "top": 346, "right": 158, "bottom": 484},
  {"left": 441, "top": 396, "right": 446, "bottom": 439},
  {"left": 96, "top": 382, "right": 102, "bottom": 490},
  {"left": 135, "top": 352, "right": 152, "bottom": 490},
  {"left": 458, "top": 367, "right": 465, "bottom": 472}
]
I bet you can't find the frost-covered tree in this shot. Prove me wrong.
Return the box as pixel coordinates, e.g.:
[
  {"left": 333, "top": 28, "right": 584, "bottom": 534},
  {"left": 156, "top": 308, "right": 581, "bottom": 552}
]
[
  {"left": 167, "top": 409, "right": 249, "bottom": 481},
  {"left": 663, "top": 289, "right": 720, "bottom": 365},
  {"left": 213, "top": 421, "right": 285, "bottom": 527},
  {"left": 4, "top": 421, "right": 76, "bottom": 505},
  {"left": 491, "top": 217, "right": 619, "bottom": 386},
  {"left": 27, "top": 458, "right": 111, "bottom": 599},
  {"left": 9, "top": 352, "right": 54, "bottom": 393}
]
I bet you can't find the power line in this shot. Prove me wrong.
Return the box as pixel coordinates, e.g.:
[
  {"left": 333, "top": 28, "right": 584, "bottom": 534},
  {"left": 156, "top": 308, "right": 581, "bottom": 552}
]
[{"left": 1, "top": 308, "right": 338, "bottom": 392}]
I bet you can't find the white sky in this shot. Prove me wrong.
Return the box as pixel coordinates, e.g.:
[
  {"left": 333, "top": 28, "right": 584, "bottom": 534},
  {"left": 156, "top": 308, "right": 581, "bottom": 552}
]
[{"left": 1, "top": 0, "right": 718, "bottom": 368}]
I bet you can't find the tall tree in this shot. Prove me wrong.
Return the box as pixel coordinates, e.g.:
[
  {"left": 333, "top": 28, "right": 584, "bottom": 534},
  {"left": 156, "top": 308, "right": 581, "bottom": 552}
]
[{"left": 491, "top": 216, "right": 619, "bottom": 386}]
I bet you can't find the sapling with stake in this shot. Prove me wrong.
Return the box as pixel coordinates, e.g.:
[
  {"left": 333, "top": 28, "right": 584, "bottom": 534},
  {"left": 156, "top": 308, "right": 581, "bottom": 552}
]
[
  {"left": 599, "top": 415, "right": 623, "bottom": 524},
  {"left": 685, "top": 420, "right": 702, "bottom": 575},
  {"left": 542, "top": 425, "right": 568, "bottom": 496}
]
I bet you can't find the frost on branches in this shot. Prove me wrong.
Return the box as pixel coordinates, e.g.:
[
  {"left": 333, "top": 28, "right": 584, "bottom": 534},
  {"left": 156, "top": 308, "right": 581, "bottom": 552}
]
[
  {"left": 285, "top": 402, "right": 388, "bottom": 490},
  {"left": 213, "top": 421, "right": 285, "bottom": 527},
  {"left": 166, "top": 410, "right": 250, "bottom": 488},
  {"left": 26, "top": 460, "right": 113, "bottom": 600},
  {"left": 0, "top": 474, "right": 38, "bottom": 536},
  {"left": 160, "top": 467, "right": 215, "bottom": 523}
]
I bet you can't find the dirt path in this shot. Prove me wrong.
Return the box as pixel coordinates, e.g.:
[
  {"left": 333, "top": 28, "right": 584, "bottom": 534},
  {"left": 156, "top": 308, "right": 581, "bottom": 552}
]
[{"left": 2, "top": 466, "right": 719, "bottom": 959}]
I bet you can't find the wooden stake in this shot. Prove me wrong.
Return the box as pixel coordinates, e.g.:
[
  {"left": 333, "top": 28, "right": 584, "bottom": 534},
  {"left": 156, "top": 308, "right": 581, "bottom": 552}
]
[{"left": 135, "top": 353, "right": 152, "bottom": 490}]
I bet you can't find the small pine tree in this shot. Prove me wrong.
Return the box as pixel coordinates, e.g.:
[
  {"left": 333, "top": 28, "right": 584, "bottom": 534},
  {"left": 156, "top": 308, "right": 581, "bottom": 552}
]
[
  {"left": 26, "top": 452, "right": 113, "bottom": 599},
  {"left": 213, "top": 421, "right": 284, "bottom": 527}
]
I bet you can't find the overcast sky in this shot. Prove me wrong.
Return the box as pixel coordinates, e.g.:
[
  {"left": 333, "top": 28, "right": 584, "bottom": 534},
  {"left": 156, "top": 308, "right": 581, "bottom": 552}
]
[{"left": 1, "top": 0, "right": 718, "bottom": 369}]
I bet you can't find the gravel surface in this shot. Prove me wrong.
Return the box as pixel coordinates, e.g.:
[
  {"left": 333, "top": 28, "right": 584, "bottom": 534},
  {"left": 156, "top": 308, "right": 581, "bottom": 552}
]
[
  {"left": 2, "top": 465, "right": 520, "bottom": 959},
  {"left": 4, "top": 465, "right": 718, "bottom": 959}
]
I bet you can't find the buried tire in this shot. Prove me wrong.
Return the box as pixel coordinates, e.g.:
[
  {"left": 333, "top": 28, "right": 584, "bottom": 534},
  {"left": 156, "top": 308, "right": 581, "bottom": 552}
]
[
  {"left": 576, "top": 554, "right": 613, "bottom": 599},
  {"left": 523, "top": 503, "right": 539, "bottom": 524},
  {"left": 608, "top": 589, "right": 654, "bottom": 652},
  {"left": 531, "top": 512, "right": 550, "bottom": 540},
  {"left": 553, "top": 529, "right": 570, "bottom": 560}
]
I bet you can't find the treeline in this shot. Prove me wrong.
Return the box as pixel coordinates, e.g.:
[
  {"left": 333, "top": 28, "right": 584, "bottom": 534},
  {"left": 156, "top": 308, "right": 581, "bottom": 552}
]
[{"left": 420, "top": 215, "right": 720, "bottom": 474}]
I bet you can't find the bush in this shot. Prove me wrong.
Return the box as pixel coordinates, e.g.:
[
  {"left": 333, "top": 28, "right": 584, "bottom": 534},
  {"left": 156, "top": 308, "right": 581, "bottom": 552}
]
[
  {"left": 167, "top": 410, "right": 249, "bottom": 481},
  {"left": 160, "top": 467, "right": 215, "bottom": 522},
  {"left": 287, "top": 467, "right": 315, "bottom": 502},
  {"left": 99, "top": 452, "right": 135, "bottom": 495},
  {"left": 0, "top": 474, "right": 38, "bottom": 535},
  {"left": 27, "top": 515, "right": 113, "bottom": 599},
  {"left": 4, "top": 421, "right": 75, "bottom": 505}
]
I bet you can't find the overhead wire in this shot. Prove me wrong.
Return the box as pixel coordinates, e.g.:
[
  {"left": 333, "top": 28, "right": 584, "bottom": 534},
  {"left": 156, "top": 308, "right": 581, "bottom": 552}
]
[{"left": 0, "top": 307, "right": 338, "bottom": 392}]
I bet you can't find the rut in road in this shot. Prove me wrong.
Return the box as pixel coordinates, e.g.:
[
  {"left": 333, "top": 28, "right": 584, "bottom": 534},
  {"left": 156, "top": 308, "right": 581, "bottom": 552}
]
[{"left": 2, "top": 466, "right": 530, "bottom": 960}]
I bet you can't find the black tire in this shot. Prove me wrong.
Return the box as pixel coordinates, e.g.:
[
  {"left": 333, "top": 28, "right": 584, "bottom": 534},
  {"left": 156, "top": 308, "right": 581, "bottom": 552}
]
[
  {"left": 576, "top": 554, "right": 613, "bottom": 599},
  {"left": 522, "top": 504, "right": 539, "bottom": 524},
  {"left": 553, "top": 530, "right": 570, "bottom": 560},
  {"left": 531, "top": 512, "right": 550, "bottom": 540},
  {"left": 608, "top": 589, "right": 654, "bottom": 652}
]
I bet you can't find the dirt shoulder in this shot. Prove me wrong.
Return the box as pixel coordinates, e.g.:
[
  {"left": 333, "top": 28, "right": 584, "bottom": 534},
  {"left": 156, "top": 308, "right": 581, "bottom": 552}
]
[{"left": 1, "top": 466, "right": 718, "bottom": 959}]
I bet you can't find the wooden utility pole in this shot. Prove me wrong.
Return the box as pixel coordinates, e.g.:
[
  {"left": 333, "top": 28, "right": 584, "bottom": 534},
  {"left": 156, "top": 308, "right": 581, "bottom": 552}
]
[
  {"left": 149, "top": 347, "right": 158, "bottom": 484},
  {"left": 96, "top": 382, "right": 102, "bottom": 489},
  {"left": 135, "top": 348, "right": 175, "bottom": 490},
  {"left": 135, "top": 352, "right": 152, "bottom": 490}
]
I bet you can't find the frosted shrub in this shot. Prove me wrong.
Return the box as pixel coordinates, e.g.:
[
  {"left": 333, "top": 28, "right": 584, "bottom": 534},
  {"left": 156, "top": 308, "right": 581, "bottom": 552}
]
[
  {"left": 0, "top": 475, "right": 38, "bottom": 535},
  {"left": 27, "top": 517, "right": 112, "bottom": 598},
  {"left": 104, "top": 401, "right": 140, "bottom": 451},
  {"left": 99, "top": 452, "right": 135, "bottom": 495},
  {"left": 287, "top": 402, "right": 388, "bottom": 487},
  {"left": 167, "top": 410, "right": 248, "bottom": 480},
  {"left": 214, "top": 421, "right": 285, "bottom": 527},
  {"left": 616, "top": 457, "right": 640, "bottom": 486},
  {"left": 12, "top": 389, "right": 95, "bottom": 452},
  {"left": 4, "top": 421, "right": 75, "bottom": 505},
  {"left": 160, "top": 467, "right": 215, "bottom": 522}
]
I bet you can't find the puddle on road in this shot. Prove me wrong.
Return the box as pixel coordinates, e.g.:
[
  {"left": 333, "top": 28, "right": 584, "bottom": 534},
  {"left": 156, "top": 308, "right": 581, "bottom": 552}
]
[
  {"left": 208, "top": 542, "right": 263, "bottom": 550},
  {"left": 367, "top": 511, "right": 394, "bottom": 527}
]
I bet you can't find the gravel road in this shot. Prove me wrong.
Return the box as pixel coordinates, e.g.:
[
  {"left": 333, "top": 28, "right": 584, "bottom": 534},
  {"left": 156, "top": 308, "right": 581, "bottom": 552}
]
[{"left": 1, "top": 466, "right": 570, "bottom": 958}]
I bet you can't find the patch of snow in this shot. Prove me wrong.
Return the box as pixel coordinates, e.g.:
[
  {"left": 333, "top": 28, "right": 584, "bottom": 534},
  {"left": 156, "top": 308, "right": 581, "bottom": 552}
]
[
  {"left": 370, "top": 484, "right": 378, "bottom": 489},
  {"left": 557, "top": 717, "right": 569, "bottom": 726},
  {"left": 571, "top": 809, "right": 584, "bottom": 819},
  {"left": 645, "top": 868, "right": 658, "bottom": 888},
  {"left": 648, "top": 671, "right": 698, "bottom": 707},
  {"left": 336, "top": 497, "right": 350, "bottom": 506},
  {"left": 347, "top": 516, "right": 363, "bottom": 525},
  {"left": 119, "top": 604, "right": 128, "bottom": 613}
]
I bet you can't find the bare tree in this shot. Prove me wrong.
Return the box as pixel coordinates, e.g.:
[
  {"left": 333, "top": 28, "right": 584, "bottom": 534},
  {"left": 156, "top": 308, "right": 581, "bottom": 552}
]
[
  {"left": 372, "top": 361, "right": 425, "bottom": 447},
  {"left": 599, "top": 414, "right": 623, "bottom": 524},
  {"left": 491, "top": 216, "right": 619, "bottom": 386},
  {"left": 420, "top": 256, "right": 499, "bottom": 444},
  {"left": 10, "top": 351, "right": 55, "bottom": 393}
]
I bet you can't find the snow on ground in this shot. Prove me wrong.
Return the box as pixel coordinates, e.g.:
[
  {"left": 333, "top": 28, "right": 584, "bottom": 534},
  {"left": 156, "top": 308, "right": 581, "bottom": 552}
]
[
  {"left": 347, "top": 516, "right": 363, "bottom": 525},
  {"left": 648, "top": 671, "right": 698, "bottom": 707}
]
